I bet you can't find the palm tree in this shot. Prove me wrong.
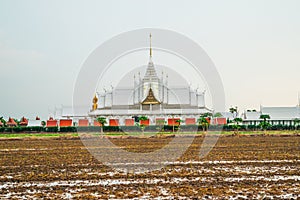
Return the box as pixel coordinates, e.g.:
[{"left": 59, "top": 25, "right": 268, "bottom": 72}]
[
  {"left": 14, "top": 118, "right": 20, "bottom": 127},
  {"left": 229, "top": 106, "right": 238, "bottom": 118},
  {"left": 198, "top": 113, "right": 211, "bottom": 133},
  {"left": 0, "top": 117, "right": 6, "bottom": 127},
  {"left": 175, "top": 119, "right": 184, "bottom": 132},
  {"left": 259, "top": 114, "right": 271, "bottom": 134},
  {"left": 169, "top": 115, "right": 180, "bottom": 133},
  {"left": 96, "top": 117, "right": 107, "bottom": 134},
  {"left": 213, "top": 112, "right": 223, "bottom": 125},
  {"left": 232, "top": 117, "right": 243, "bottom": 135},
  {"left": 139, "top": 115, "right": 148, "bottom": 121},
  {"left": 156, "top": 119, "right": 165, "bottom": 135},
  {"left": 293, "top": 118, "right": 300, "bottom": 134},
  {"left": 138, "top": 115, "right": 148, "bottom": 136}
]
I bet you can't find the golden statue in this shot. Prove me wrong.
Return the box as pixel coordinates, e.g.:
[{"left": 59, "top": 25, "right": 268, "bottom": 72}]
[
  {"left": 92, "top": 94, "right": 98, "bottom": 111},
  {"left": 142, "top": 87, "right": 160, "bottom": 105}
]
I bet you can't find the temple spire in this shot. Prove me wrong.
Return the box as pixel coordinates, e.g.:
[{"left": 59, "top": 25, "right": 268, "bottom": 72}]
[{"left": 149, "top": 33, "right": 152, "bottom": 58}]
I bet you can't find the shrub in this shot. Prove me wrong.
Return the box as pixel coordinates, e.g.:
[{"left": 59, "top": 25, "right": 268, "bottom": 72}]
[
  {"left": 247, "top": 124, "right": 258, "bottom": 131},
  {"left": 12, "top": 127, "right": 23, "bottom": 133},
  {"left": 119, "top": 126, "right": 140, "bottom": 132},
  {"left": 208, "top": 125, "right": 225, "bottom": 131},
  {"left": 77, "top": 126, "right": 89, "bottom": 132},
  {"left": 179, "top": 125, "right": 200, "bottom": 132},
  {"left": 163, "top": 125, "right": 179, "bottom": 132},
  {"left": 44, "top": 127, "right": 58, "bottom": 132},
  {"left": 103, "top": 126, "right": 120, "bottom": 132},
  {"left": 77, "top": 126, "right": 121, "bottom": 132},
  {"left": 25, "top": 126, "right": 44, "bottom": 132},
  {"left": 59, "top": 126, "right": 77, "bottom": 132}
]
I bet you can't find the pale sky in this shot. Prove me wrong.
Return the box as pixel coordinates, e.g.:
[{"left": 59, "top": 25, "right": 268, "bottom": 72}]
[{"left": 1, "top": 0, "right": 300, "bottom": 119}]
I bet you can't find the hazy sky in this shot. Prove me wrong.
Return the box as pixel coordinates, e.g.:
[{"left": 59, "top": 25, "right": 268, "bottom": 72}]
[{"left": 1, "top": 0, "right": 300, "bottom": 119}]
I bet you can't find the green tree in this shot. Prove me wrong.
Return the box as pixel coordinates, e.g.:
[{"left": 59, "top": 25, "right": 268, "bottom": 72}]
[
  {"left": 213, "top": 112, "right": 223, "bottom": 118},
  {"left": 0, "top": 117, "right": 6, "bottom": 127},
  {"left": 97, "top": 117, "right": 107, "bottom": 133},
  {"left": 229, "top": 106, "right": 238, "bottom": 118},
  {"left": 259, "top": 114, "right": 271, "bottom": 134},
  {"left": 293, "top": 118, "right": 300, "bottom": 134},
  {"left": 156, "top": 119, "right": 166, "bottom": 136},
  {"left": 14, "top": 118, "right": 20, "bottom": 126},
  {"left": 232, "top": 117, "right": 243, "bottom": 134},
  {"left": 175, "top": 119, "right": 184, "bottom": 132},
  {"left": 169, "top": 115, "right": 180, "bottom": 133},
  {"left": 138, "top": 115, "right": 148, "bottom": 136},
  {"left": 139, "top": 115, "right": 148, "bottom": 121},
  {"left": 198, "top": 113, "right": 211, "bottom": 133}
]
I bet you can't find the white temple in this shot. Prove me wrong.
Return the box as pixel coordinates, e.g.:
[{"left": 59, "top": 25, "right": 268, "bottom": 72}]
[{"left": 88, "top": 34, "right": 211, "bottom": 126}]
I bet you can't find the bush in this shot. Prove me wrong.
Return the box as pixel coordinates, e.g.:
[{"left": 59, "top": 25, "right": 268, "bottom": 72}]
[
  {"left": 44, "top": 127, "right": 58, "bottom": 132},
  {"left": 180, "top": 125, "right": 199, "bottom": 132},
  {"left": 247, "top": 124, "right": 258, "bottom": 131},
  {"left": 1, "top": 123, "right": 299, "bottom": 134},
  {"left": 77, "top": 126, "right": 121, "bottom": 132},
  {"left": 24, "top": 126, "right": 44, "bottom": 132},
  {"left": 163, "top": 125, "right": 179, "bottom": 132},
  {"left": 103, "top": 126, "right": 120, "bottom": 132},
  {"left": 59, "top": 126, "right": 77, "bottom": 132},
  {"left": 144, "top": 125, "right": 160, "bottom": 132},
  {"left": 119, "top": 126, "right": 140, "bottom": 132},
  {"left": 222, "top": 124, "right": 231, "bottom": 131},
  {"left": 76, "top": 126, "right": 89, "bottom": 132},
  {"left": 208, "top": 125, "right": 225, "bottom": 131},
  {"left": 3, "top": 127, "right": 13, "bottom": 133},
  {"left": 12, "top": 127, "right": 23, "bottom": 133}
]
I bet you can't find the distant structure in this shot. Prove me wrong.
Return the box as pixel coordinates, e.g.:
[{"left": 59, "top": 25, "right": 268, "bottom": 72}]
[
  {"left": 19, "top": 117, "right": 28, "bottom": 127},
  {"left": 243, "top": 106, "right": 300, "bottom": 125},
  {"left": 27, "top": 117, "right": 42, "bottom": 127},
  {"left": 6, "top": 118, "right": 17, "bottom": 127}
]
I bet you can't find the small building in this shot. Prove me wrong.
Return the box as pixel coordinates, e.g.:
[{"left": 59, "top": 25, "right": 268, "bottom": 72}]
[
  {"left": 46, "top": 117, "right": 58, "bottom": 127},
  {"left": 212, "top": 117, "right": 227, "bottom": 125},
  {"left": 78, "top": 119, "right": 89, "bottom": 127},
  {"left": 6, "top": 118, "right": 17, "bottom": 127},
  {"left": 27, "top": 119, "right": 42, "bottom": 127},
  {"left": 19, "top": 117, "right": 28, "bottom": 127},
  {"left": 59, "top": 119, "right": 73, "bottom": 127},
  {"left": 243, "top": 106, "right": 300, "bottom": 125}
]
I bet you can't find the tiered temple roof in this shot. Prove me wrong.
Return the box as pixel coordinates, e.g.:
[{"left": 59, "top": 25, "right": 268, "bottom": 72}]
[
  {"left": 141, "top": 88, "right": 160, "bottom": 105},
  {"left": 19, "top": 117, "right": 28, "bottom": 126},
  {"left": 7, "top": 117, "right": 17, "bottom": 127}
]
